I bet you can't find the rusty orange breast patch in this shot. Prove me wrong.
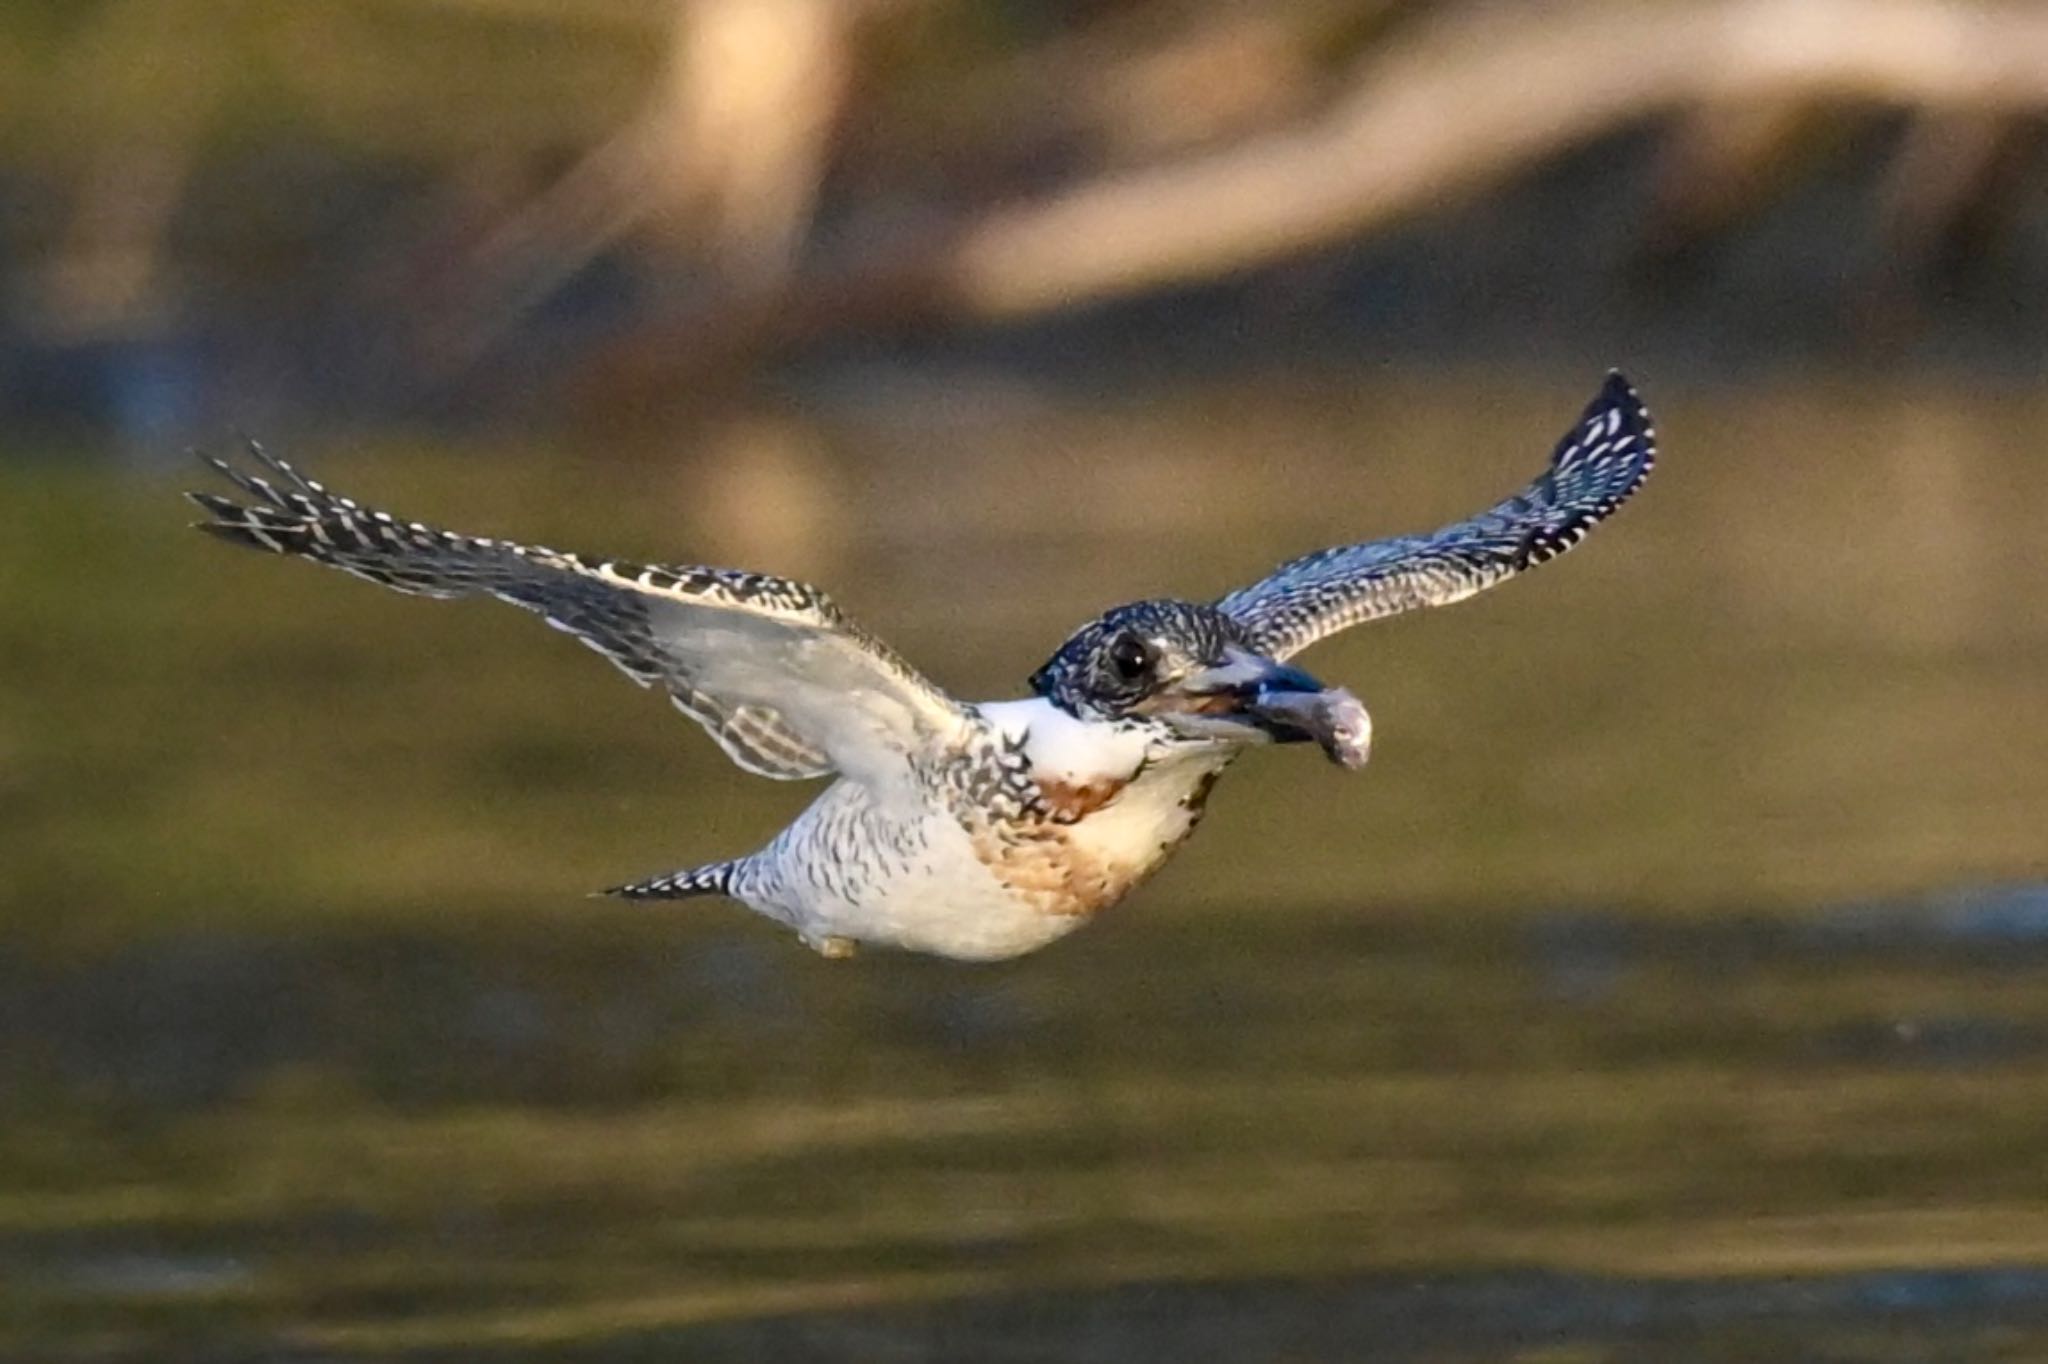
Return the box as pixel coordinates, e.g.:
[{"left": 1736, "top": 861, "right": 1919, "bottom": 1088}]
[
  {"left": 968, "top": 824, "right": 1151, "bottom": 919},
  {"left": 1034, "top": 772, "right": 1129, "bottom": 824},
  {"left": 962, "top": 766, "right": 1183, "bottom": 920}
]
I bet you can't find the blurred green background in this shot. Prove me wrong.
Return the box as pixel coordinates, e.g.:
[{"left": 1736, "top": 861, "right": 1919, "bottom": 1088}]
[{"left": 4, "top": 2, "right": 2048, "bottom": 1360}]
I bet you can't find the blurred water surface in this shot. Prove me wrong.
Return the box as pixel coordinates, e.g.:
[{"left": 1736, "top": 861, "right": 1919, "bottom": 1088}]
[{"left": 2, "top": 368, "right": 2046, "bottom": 1360}]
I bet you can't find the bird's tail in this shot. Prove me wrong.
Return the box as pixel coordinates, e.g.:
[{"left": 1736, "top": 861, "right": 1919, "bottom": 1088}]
[{"left": 602, "top": 859, "right": 744, "bottom": 901}]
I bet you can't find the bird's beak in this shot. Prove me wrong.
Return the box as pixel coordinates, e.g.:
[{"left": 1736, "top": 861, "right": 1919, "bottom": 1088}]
[{"left": 1144, "top": 644, "right": 1372, "bottom": 769}]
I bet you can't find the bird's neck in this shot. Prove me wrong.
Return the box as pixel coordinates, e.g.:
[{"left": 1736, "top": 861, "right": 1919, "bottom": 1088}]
[{"left": 973, "top": 697, "right": 1236, "bottom": 793}]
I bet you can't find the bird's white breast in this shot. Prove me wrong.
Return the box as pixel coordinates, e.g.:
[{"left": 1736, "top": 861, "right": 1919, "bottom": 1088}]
[
  {"left": 975, "top": 697, "right": 1153, "bottom": 786},
  {"left": 978, "top": 697, "right": 1226, "bottom": 866},
  {"left": 736, "top": 698, "right": 1232, "bottom": 960},
  {"left": 960, "top": 697, "right": 1233, "bottom": 928}
]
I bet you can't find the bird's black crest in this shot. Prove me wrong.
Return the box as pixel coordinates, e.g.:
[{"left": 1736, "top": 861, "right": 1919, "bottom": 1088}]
[{"left": 1029, "top": 598, "right": 1243, "bottom": 719}]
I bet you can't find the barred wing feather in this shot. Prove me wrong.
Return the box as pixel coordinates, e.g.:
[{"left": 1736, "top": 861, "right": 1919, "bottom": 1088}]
[
  {"left": 187, "top": 444, "right": 966, "bottom": 786},
  {"left": 1217, "top": 372, "right": 1656, "bottom": 662}
]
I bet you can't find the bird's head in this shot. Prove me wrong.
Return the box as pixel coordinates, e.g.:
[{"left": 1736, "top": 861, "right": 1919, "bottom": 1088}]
[{"left": 1028, "top": 599, "right": 1370, "bottom": 767}]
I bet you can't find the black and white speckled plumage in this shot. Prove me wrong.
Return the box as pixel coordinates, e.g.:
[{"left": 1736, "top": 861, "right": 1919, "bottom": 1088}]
[
  {"left": 608, "top": 860, "right": 739, "bottom": 900},
  {"left": 1218, "top": 372, "right": 1655, "bottom": 661},
  {"left": 190, "top": 442, "right": 955, "bottom": 783},
  {"left": 1029, "top": 600, "right": 1242, "bottom": 719},
  {"left": 189, "top": 373, "right": 1656, "bottom": 961}
]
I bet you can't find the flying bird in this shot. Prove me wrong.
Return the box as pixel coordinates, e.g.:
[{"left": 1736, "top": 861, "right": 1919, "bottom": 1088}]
[{"left": 189, "top": 373, "right": 1655, "bottom": 961}]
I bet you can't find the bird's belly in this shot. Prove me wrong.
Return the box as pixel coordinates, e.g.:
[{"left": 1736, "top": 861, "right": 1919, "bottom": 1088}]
[
  {"left": 737, "top": 783, "right": 1052, "bottom": 960},
  {"left": 837, "top": 825, "right": 1092, "bottom": 961},
  {"left": 763, "top": 799, "right": 1091, "bottom": 961},
  {"left": 744, "top": 763, "right": 1222, "bottom": 962},
  {"left": 914, "top": 755, "right": 1226, "bottom": 958}
]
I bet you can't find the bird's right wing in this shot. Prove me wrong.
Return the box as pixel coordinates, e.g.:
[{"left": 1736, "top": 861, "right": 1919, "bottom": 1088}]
[
  {"left": 1217, "top": 372, "right": 1656, "bottom": 662},
  {"left": 188, "top": 443, "right": 968, "bottom": 787}
]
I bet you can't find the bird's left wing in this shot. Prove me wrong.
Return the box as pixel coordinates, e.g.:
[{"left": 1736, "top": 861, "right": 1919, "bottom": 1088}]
[
  {"left": 188, "top": 443, "right": 968, "bottom": 787},
  {"left": 1217, "top": 372, "right": 1656, "bottom": 662}
]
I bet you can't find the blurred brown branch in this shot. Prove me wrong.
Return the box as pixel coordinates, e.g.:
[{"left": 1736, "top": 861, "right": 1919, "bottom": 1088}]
[
  {"left": 555, "top": 0, "right": 2048, "bottom": 399},
  {"left": 938, "top": 0, "right": 2048, "bottom": 318},
  {"left": 16, "top": 0, "right": 2047, "bottom": 395},
  {"left": 424, "top": 0, "right": 866, "bottom": 367}
]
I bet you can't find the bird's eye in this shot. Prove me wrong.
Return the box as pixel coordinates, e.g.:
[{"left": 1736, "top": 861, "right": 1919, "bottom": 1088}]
[{"left": 1107, "top": 634, "right": 1153, "bottom": 682}]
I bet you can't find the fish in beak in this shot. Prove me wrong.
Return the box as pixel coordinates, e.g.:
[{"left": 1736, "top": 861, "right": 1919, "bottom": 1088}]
[{"left": 1146, "top": 643, "right": 1372, "bottom": 769}]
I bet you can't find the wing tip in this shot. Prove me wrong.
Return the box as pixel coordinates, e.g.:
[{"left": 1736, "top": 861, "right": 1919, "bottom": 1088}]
[
  {"left": 1576, "top": 368, "right": 1658, "bottom": 487},
  {"left": 1600, "top": 368, "right": 1636, "bottom": 424},
  {"left": 1595, "top": 368, "right": 1653, "bottom": 432}
]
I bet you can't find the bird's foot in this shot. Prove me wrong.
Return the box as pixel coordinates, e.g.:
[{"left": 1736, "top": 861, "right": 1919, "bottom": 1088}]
[{"left": 805, "top": 933, "right": 859, "bottom": 959}]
